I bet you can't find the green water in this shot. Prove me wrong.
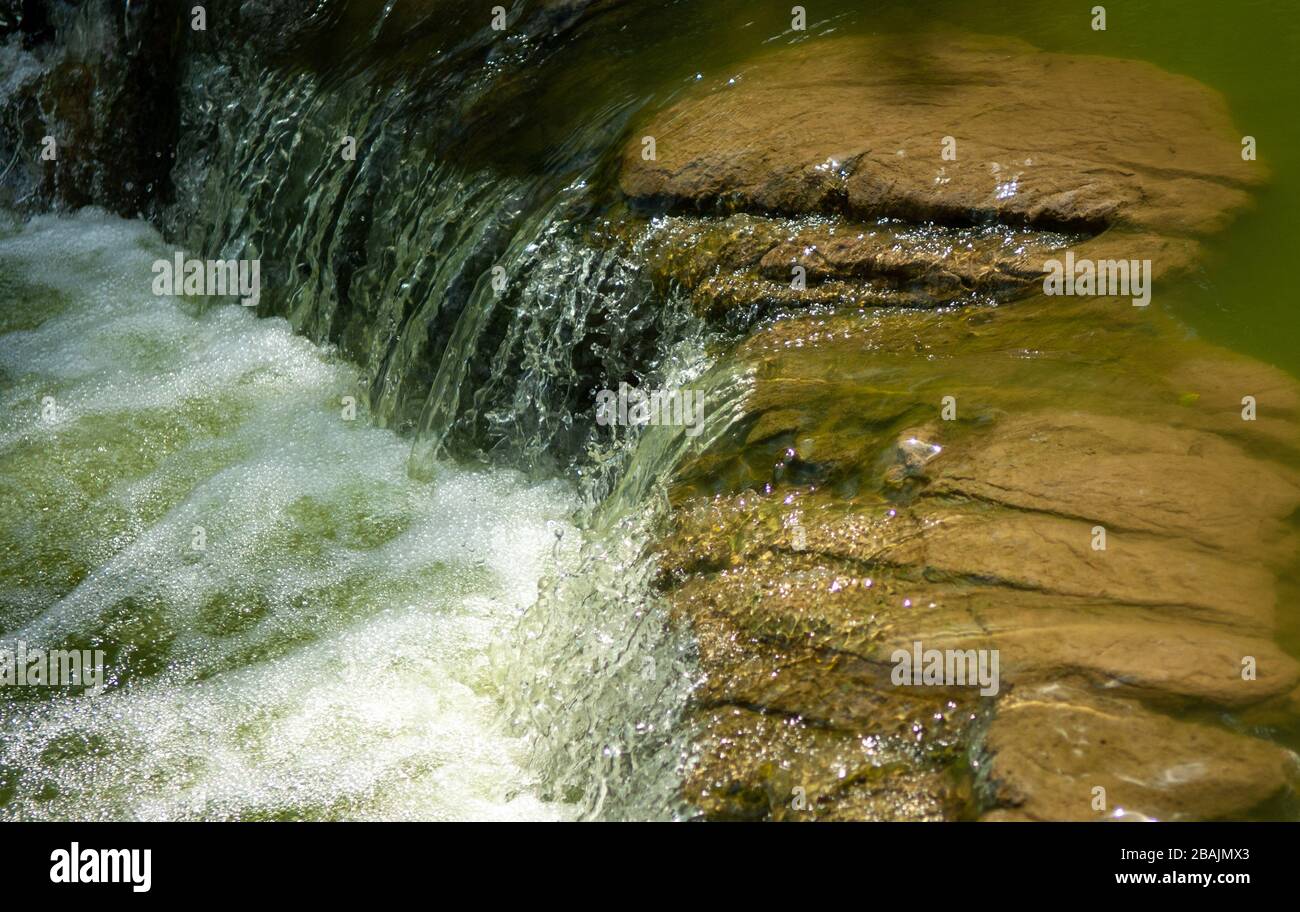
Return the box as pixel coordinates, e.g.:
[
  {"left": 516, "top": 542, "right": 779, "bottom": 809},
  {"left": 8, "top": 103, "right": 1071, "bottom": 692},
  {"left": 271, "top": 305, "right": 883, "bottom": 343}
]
[{"left": 915, "top": 0, "right": 1300, "bottom": 376}]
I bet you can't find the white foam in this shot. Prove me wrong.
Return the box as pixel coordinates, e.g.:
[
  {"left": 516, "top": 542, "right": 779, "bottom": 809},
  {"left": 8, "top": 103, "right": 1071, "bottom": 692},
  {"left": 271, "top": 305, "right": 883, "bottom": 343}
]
[{"left": 0, "top": 210, "right": 580, "bottom": 820}]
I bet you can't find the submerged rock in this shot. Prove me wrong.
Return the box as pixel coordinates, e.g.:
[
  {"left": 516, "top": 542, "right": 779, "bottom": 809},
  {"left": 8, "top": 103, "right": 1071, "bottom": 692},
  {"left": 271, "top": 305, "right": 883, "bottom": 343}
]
[
  {"left": 625, "top": 33, "right": 1299, "bottom": 819},
  {"left": 978, "top": 683, "right": 1295, "bottom": 821},
  {"left": 656, "top": 297, "right": 1300, "bottom": 818},
  {"left": 621, "top": 33, "right": 1260, "bottom": 236},
  {"left": 613, "top": 35, "right": 1249, "bottom": 328}
]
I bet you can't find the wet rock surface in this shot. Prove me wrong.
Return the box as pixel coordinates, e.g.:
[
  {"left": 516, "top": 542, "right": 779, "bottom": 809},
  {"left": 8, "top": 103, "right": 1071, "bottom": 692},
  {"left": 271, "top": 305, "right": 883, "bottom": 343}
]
[
  {"left": 0, "top": 0, "right": 182, "bottom": 217},
  {"left": 656, "top": 288, "right": 1300, "bottom": 819},
  {"left": 614, "top": 212, "right": 1086, "bottom": 321},
  {"left": 978, "top": 683, "right": 1296, "bottom": 821},
  {"left": 660, "top": 313, "right": 1300, "bottom": 819},
  {"left": 621, "top": 33, "right": 1260, "bottom": 237},
  {"left": 625, "top": 34, "right": 1300, "bottom": 819}
]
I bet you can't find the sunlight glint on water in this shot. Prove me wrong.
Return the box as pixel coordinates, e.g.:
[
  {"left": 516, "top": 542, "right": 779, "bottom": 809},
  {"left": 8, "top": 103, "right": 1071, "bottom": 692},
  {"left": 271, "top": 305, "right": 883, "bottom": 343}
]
[{"left": 0, "top": 210, "right": 580, "bottom": 821}]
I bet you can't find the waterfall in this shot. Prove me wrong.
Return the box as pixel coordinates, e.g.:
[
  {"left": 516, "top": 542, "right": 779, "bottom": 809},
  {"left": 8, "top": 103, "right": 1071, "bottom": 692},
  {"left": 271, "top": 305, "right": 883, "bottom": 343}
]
[{"left": 1, "top": 0, "right": 759, "bottom": 820}]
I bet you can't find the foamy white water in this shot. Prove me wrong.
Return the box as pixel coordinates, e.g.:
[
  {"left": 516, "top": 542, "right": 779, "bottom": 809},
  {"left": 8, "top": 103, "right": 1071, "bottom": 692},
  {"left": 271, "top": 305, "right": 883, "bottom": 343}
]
[{"left": 0, "top": 210, "right": 579, "bottom": 820}]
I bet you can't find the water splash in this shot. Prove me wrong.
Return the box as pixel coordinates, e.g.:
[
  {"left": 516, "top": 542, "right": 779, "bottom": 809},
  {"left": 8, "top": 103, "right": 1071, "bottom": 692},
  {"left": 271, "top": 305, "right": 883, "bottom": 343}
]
[{"left": 0, "top": 210, "right": 581, "bottom": 820}]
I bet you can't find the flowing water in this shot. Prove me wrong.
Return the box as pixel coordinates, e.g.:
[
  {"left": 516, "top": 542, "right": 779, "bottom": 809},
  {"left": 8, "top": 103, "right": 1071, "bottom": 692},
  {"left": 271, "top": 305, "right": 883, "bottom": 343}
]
[
  {"left": 2, "top": 0, "right": 1299, "bottom": 820},
  {"left": 0, "top": 211, "right": 584, "bottom": 820}
]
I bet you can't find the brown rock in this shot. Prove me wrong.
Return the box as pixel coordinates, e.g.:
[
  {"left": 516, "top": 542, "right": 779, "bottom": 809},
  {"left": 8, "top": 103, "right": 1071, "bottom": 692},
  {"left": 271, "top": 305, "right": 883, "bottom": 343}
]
[
  {"left": 631, "top": 29, "right": 1296, "bottom": 822},
  {"left": 663, "top": 488, "right": 1299, "bottom": 709},
  {"left": 977, "top": 684, "right": 1297, "bottom": 821},
  {"left": 621, "top": 33, "right": 1260, "bottom": 237},
  {"left": 684, "top": 704, "right": 960, "bottom": 821},
  {"left": 926, "top": 411, "right": 1300, "bottom": 557}
]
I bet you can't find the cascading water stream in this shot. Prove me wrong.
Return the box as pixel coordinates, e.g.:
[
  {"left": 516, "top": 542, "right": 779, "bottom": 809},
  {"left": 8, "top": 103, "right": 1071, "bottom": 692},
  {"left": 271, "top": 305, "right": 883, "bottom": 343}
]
[{"left": 0, "top": 1, "right": 758, "bottom": 821}]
